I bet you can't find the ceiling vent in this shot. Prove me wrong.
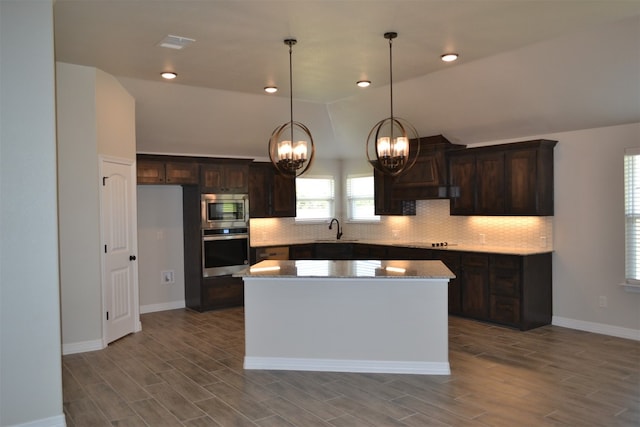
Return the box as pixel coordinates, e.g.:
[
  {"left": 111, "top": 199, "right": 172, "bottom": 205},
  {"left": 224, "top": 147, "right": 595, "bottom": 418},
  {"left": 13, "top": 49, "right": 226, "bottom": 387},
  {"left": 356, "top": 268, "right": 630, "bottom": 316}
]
[{"left": 157, "top": 35, "right": 195, "bottom": 50}]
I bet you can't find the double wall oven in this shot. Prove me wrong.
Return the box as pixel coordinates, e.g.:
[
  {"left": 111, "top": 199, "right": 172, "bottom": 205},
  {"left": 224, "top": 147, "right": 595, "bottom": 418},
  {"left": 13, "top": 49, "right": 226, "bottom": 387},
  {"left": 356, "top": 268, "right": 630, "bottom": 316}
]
[{"left": 201, "top": 194, "right": 249, "bottom": 277}]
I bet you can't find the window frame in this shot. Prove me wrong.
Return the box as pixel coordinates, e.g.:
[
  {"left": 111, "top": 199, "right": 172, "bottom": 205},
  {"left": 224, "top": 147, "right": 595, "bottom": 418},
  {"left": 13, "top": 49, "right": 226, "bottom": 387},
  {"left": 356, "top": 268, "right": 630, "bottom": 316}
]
[
  {"left": 294, "top": 175, "right": 335, "bottom": 223},
  {"left": 345, "top": 173, "right": 380, "bottom": 223},
  {"left": 624, "top": 147, "right": 640, "bottom": 286}
]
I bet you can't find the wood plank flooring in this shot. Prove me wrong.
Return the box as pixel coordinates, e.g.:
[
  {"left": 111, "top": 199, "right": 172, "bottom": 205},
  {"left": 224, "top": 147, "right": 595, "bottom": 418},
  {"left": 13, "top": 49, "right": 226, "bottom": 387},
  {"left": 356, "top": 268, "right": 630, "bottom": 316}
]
[{"left": 62, "top": 308, "right": 640, "bottom": 426}]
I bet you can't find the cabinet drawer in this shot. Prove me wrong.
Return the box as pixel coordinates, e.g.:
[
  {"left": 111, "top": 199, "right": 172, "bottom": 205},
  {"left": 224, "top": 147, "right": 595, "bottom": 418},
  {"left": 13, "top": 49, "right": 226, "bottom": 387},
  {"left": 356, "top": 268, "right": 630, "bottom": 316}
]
[
  {"left": 202, "top": 277, "right": 244, "bottom": 309},
  {"left": 462, "top": 253, "right": 489, "bottom": 268},
  {"left": 490, "top": 268, "right": 520, "bottom": 296},
  {"left": 490, "top": 295, "right": 520, "bottom": 325},
  {"left": 491, "top": 254, "right": 520, "bottom": 269}
]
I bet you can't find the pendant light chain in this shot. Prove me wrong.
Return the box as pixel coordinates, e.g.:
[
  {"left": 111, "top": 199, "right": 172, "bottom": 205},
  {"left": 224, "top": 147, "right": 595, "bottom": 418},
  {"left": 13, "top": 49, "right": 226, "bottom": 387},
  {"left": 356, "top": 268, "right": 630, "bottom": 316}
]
[
  {"left": 288, "top": 41, "right": 294, "bottom": 146},
  {"left": 389, "top": 35, "right": 394, "bottom": 122}
]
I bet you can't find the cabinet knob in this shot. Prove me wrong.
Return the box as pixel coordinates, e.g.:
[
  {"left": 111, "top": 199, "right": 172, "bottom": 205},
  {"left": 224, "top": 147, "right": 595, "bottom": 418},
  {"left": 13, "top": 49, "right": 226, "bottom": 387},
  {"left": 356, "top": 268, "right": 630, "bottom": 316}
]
[{"left": 129, "top": 255, "right": 137, "bottom": 261}]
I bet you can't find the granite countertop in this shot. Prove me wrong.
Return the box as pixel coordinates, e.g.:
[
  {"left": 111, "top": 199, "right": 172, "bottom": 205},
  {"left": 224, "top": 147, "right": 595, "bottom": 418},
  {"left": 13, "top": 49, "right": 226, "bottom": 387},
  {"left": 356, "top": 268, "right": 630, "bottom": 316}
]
[
  {"left": 236, "top": 259, "right": 455, "bottom": 279},
  {"left": 251, "top": 239, "right": 552, "bottom": 256}
]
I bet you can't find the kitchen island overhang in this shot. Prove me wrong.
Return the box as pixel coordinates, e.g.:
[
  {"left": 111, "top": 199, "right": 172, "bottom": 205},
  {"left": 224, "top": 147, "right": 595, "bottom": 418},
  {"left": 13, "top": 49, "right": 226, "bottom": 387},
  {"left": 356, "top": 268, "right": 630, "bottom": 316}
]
[{"left": 236, "top": 260, "right": 455, "bottom": 375}]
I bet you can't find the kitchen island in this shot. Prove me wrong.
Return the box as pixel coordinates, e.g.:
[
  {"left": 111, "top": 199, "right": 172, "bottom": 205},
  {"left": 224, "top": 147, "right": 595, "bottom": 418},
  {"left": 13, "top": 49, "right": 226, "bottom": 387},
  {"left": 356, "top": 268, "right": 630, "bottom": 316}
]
[{"left": 236, "top": 259, "right": 455, "bottom": 375}]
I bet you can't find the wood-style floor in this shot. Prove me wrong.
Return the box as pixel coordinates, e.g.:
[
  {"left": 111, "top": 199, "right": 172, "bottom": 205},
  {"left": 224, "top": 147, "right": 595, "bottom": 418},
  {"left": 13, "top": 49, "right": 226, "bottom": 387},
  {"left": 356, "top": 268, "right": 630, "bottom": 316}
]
[{"left": 63, "top": 308, "right": 640, "bottom": 426}]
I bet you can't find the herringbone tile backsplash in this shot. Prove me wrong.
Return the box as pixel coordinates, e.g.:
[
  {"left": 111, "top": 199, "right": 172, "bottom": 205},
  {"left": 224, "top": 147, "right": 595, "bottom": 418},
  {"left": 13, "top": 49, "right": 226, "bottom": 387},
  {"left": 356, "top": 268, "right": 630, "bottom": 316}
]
[{"left": 250, "top": 199, "right": 553, "bottom": 250}]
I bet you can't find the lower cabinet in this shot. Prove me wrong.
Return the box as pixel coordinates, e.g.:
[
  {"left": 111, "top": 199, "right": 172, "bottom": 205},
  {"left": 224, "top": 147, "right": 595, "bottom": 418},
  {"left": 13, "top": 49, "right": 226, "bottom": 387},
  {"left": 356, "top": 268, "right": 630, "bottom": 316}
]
[
  {"left": 427, "top": 249, "right": 551, "bottom": 330},
  {"left": 261, "top": 242, "right": 552, "bottom": 330},
  {"left": 186, "top": 275, "right": 244, "bottom": 312},
  {"left": 460, "top": 253, "right": 490, "bottom": 320}
]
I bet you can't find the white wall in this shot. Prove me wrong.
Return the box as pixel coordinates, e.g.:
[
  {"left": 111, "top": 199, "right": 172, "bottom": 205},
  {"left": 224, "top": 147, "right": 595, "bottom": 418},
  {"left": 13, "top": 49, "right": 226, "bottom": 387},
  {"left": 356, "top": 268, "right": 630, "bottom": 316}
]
[
  {"left": 550, "top": 123, "right": 640, "bottom": 337},
  {"left": 137, "top": 185, "right": 186, "bottom": 312},
  {"left": 0, "top": 1, "right": 65, "bottom": 426},
  {"left": 96, "top": 69, "right": 136, "bottom": 159},
  {"left": 57, "top": 62, "right": 137, "bottom": 353},
  {"left": 57, "top": 63, "right": 103, "bottom": 349}
]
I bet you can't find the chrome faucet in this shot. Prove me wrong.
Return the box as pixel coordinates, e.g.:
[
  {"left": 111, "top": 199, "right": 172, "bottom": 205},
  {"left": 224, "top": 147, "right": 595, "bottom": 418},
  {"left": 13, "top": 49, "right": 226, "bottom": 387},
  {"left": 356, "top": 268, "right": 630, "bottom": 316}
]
[{"left": 329, "top": 218, "right": 343, "bottom": 240}]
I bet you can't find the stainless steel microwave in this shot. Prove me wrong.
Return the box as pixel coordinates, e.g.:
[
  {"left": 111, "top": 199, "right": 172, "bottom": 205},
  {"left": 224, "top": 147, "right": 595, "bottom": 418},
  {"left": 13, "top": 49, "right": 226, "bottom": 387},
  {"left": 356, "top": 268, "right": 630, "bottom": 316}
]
[{"left": 201, "top": 194, "right": 249, "bottom": 229}]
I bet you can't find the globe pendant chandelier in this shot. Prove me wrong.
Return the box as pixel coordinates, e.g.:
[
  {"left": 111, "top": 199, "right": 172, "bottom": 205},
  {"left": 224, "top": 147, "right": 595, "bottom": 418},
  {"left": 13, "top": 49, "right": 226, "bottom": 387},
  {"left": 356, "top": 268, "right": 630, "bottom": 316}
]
[
  {"left": 268, "top": 38, "right": 315, "bottom": 178},
  {"left": 366, "top": 32, "right": 419, "bottom": 176}
]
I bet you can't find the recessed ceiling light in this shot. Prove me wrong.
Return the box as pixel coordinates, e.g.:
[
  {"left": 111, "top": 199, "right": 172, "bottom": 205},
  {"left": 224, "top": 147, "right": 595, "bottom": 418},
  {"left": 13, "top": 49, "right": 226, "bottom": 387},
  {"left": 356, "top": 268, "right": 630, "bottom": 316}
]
[
  {"left": 157, "top": 34, "right": 195, "bottom": 50},
  {"left": 357, "top": 80, "right": 371, "bottom": 88},
  {"left": 264, "top": 86, "right": 278, "bottom": 94},
  {"left": 161, "top": 72, "right": 177, "bottom": 80},
  {"left": 441, "top": 53, "right": 459, "bottom": 62}
]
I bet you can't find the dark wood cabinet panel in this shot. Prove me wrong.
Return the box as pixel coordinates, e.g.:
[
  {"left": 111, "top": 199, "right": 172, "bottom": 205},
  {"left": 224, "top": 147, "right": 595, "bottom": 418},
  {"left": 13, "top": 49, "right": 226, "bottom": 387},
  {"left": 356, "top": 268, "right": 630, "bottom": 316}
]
[
  {"left": 260, "top": 242, "right": 552, "bottom": 330},
  {"left": 374, "top": 168, "right": 416, "bottom": 216},
  {"left": 460, "top": 253, "right": 490, "bottom": 319},
  {"left": 476, "top": 151, "right": 505, "bottom": 214},
  {"left": 449, "top": 154, "right": 476, "bottom": 215},
  {"left": 391, "top": 135, "right": 462, "bottom": 200},
  {"left": 315, "top": 243, "right": 354, "bottom": 260},
  {"left": 386, "top": 246, "right": 430, "bottom": 260},
  {"left": 289, "top": 244, "right": 314, "bottom": 260},
  {"left": 137, "top": 155, "right": 198, "bottom": 185},
  {"left": 249, "top": 162, "right": 296, "bottom": 218},
  {"left": 434, "top": 251, "right": 462, "bottom": 315},
  {"left": 505, "top": 144, "right": 555, "bottom": 215},
  {"left": 137, "top": 159, "right": 166, "bottom": 184},
  {"left": 488, "top": 253, "right": 552, "bottom": 330},
  {"left": 200, "top": 161, "right": 249, "bottom": 193},
  {"left": 449, "top": 139, "right": 556, "bottom": 216}
]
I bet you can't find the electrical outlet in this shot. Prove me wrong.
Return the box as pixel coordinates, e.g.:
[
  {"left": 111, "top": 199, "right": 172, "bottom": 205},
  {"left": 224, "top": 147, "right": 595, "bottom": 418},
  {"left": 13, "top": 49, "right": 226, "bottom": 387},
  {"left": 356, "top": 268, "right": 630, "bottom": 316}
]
[
  {"left": 540, "top": 236, "right": 547, "bottom": 248},
  {"left": 479, "top": 233, "right": 486, "bottom": 244},
  {"left": 598, "top": 296, "right": 607, "bottom": 308},
  {"left": 161, "top": 270, "right": 175, "bottom": 284}
]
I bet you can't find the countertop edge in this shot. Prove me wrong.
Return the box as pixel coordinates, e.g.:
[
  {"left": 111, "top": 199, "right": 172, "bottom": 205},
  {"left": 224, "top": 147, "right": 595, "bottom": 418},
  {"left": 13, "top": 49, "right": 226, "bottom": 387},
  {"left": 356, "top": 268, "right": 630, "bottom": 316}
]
[{"left": 250, "top": 240, "right": 553, "bottom": 256}]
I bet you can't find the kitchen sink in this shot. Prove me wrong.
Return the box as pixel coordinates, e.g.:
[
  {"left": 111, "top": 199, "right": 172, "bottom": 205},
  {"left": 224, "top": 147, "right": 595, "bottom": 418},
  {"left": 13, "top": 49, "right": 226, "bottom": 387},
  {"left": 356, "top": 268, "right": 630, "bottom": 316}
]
[{"left": 314, "top": 239, "right": 359, "bottom": 243}]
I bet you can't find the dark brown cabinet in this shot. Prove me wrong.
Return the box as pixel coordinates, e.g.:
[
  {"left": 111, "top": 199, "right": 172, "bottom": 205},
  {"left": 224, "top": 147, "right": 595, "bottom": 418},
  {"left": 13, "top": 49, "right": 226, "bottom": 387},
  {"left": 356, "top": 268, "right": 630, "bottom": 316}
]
[
  {"left": 136, "top": 155, "right": 199, "bottom": 185},
  {"left": 249, "top": 162, "right": 296, "bottom": 218},
  {"left": 449, "top": 154, "right": 476, "bottom": 215},
  {"left": 449, "top": 139, "right": 557, "bottom": 216},
  {"left": 391, "top": 135, "right": 463, "bottom": 200},
  {"left": 200, "top": 161, "right": 250, "bottom": 193},
  {"left": 489, "top": 253, "right": 552, "bottom": 330},
  {"left": 433, "top": 251, "right": 462, "bottom": 315},
  {"left": 476, "top": 151, "right": 505, "bottom": 214},
  {"left": 289, "top": 244, "right": 314, "bottom": 260},
  {"left": 374, "top": 168, "right": 416, "bottom": 216},
  {"left": 460, "top": 253, "right": 490, "bottom": 319},
  {"left": 264, "top": 241, "right": 552, "bottom": 329}
]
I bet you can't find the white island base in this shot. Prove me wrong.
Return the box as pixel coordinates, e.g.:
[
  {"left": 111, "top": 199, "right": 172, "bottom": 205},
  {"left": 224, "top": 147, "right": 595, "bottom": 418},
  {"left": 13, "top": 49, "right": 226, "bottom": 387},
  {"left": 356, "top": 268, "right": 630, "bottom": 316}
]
[{"left": 240, "top": 260, "right": 453, "bottom": 375}]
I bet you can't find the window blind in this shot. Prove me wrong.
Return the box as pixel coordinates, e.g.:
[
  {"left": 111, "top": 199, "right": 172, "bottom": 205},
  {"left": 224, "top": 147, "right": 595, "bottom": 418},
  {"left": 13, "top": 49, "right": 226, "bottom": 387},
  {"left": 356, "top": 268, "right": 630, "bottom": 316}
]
[
  {"left": 346, "top": 175, "right": 379, "bottom": 221},
  {"left": 624, "top": 147, "right": 640, "bottom": 284},
  {"left": 295, "top": 177, "right": 335, "bottom": 221}
]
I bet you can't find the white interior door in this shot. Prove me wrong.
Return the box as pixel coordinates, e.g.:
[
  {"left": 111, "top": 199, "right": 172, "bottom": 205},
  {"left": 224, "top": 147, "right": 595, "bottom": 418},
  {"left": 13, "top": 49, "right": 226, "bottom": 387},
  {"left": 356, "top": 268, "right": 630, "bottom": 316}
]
[{"left": 101, "top": 158, "right": 140, "bottom": 344}]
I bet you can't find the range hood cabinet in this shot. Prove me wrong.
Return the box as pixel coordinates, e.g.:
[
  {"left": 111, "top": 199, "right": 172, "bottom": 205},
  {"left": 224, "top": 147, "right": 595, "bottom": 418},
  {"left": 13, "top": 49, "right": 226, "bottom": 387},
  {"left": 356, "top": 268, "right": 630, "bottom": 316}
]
[{"left": 391, "top": 135, "right": 465, "bottom": 201}]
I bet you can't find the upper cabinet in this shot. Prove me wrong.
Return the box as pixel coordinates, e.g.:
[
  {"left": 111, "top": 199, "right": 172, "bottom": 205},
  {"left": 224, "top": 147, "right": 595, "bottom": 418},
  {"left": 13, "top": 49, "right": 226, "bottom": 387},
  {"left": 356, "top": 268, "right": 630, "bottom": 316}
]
[
  {"left": 137, "top": 155, "right": 199, "bottom": 185},
  {"left": 249, "top": 162, "right": 296, "bottom": 218},
  {"left": 391, "top": 135, "right": 465, "bottom": 200},
  {"left": 374, "top": 167, "right": 416, "bottom": 216},
  {"left": 449, "top": 139, "right": 557, "bottom": 216},
  {"left": 200, "top": 160, "right": 251, "bottom": 193}
]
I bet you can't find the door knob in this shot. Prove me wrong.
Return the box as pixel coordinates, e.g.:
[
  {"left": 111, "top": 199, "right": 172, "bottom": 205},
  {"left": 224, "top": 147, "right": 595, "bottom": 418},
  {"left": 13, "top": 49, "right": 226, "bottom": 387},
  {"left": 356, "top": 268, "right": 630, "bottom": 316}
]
[{"left": 129, "top": 255, "right": 137, "bottom": 261}]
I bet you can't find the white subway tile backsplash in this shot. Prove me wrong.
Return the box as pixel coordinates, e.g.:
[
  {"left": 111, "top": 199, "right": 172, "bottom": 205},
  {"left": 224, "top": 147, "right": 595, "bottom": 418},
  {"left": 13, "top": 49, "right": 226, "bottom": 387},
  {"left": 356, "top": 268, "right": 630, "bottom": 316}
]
[{"left": 250, "top": 199, "right": 553, "bottom": 250}]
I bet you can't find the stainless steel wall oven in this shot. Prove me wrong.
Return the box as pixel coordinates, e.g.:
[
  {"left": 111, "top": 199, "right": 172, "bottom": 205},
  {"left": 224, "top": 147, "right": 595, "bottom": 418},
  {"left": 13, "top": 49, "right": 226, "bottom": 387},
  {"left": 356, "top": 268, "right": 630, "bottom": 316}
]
[{"left": 201, "top": 194, "right": 249, "bottom": 277}]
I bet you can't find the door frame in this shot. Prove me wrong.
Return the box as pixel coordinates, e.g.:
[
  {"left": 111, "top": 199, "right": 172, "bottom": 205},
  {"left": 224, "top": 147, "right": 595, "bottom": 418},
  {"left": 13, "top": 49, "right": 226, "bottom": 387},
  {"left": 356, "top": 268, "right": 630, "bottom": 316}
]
[{"left": 99, "top": 154, "right": 142, "bottom": 348}]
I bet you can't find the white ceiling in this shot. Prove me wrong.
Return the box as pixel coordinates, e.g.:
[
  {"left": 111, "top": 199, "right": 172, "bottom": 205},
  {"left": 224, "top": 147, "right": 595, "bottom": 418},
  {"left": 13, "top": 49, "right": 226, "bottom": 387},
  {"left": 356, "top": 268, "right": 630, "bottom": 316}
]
[{"left": 53, "top": 1, "right": 640, "bottom": 160}]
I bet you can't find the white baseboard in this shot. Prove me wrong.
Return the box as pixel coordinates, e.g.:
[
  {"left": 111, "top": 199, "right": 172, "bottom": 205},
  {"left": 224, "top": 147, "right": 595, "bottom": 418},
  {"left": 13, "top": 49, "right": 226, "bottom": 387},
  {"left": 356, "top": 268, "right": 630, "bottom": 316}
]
[
  {"left": 244, "top": 357, "right": 451, "bottom": 375},
  {"left": 10, "top": 413, "right": 66, "bottom": 426},
  {"left": 552, "top": 316, "right": 640, "bottom": 341},
  {"left": 140, "top": 300, "right": 185, "bottom": 314},
  {"left": 62, "top": 339, "right": 104, "bottom": 355}
]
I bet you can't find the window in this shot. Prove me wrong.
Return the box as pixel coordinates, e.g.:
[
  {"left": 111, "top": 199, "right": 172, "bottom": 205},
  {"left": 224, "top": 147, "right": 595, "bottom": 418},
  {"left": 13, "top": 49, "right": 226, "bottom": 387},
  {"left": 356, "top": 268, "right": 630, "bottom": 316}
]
[
  {"left": 625, "top": 147, "right": 640, "bottom": 284},
  {"left": 296, "top": 177, "right": 334, "bottom": 221},
  {"left": 346, "top": 175, "right": 380, "bottom": 222}
]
